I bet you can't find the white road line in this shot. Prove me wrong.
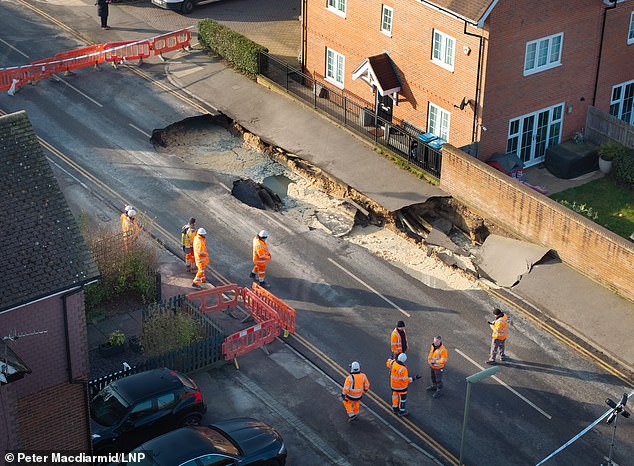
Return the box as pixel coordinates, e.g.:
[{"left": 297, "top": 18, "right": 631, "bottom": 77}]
[
  {"left": 260, "top": 210, "right": 295, "bottom": 235},
  {"left": 0, "top": 38, "right": 29, "bottom": 58},
  {"left": 128, "top": 123, "right": 151, "bottom": 138},
  {"left": 218, "top": 182, "right": 231, "bottom": 192},
  {"left": 46, "top": 156, "right": 89, "bottom": 190},
  {"left": 604, "top": 457, "right": 620, "bottom": 466},
  {"left": 53, "top": 75, "right": 103, "bottom": 107},
  {"left": 327, "top": 258, "right": 411, "bottom": 317},
  {"left": 174, "top": 64, "right": 204, "bottom": 78},
  {"left": 455, "top": 348, "right": 552, "bottom": 419}
]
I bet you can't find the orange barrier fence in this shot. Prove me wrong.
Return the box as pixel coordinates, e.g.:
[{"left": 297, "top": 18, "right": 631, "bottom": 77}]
[
  {"left": 104, "top": 41, "right": 151, "bottom": 64},
  {"left": 187, "top": 284, "right": 241, "bottom": 313},
  {"left": 151, "top": 29, "right": 191, "bottom": 56},
  {"left": 51, "top": 45, "right": 105, "bottom": 73},
  {"left": 251, "top": 283, "right": 296, "bottom": 334},
  {"left": 222, "top": 320, "right": 279, "bottom": 361}
]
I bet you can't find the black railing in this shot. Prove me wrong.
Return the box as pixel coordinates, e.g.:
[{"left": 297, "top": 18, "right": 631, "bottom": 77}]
[{"left": 258, "top": 52, "right": 442, "bottom": 178}]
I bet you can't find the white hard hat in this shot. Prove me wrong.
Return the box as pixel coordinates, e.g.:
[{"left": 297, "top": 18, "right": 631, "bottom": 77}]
[
  {"left": 258, "top": 230, "right": 270, "bottom": 239},
  {"left": 198, "top": 228, "right": 207, "bottom": 236},
  {"left": 124, "top": 205, "right": 134, "bottom": 212},
  {"left": 397, "top": 353, "right": 407, "bottom": 363},
  {"left": 350, "top": 361, "right": 360, "bottom": 373},
  {"left": 127, "top": 209, "right": 137, "bottom": 217}
]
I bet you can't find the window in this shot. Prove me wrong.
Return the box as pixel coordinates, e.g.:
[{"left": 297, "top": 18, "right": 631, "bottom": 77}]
[
  {"left": 156, "top": 392, "right": 176, "bottom": 409},
  {"left": 524, "top": 33, "right": 563, "bottom": 75},
  {"left": 610, "top": 80, "right": 634, "bottom": 126},
  {"left": 629, "top": 11, "right": 634, "bottom": 44},
  {"left": 427, "top": 103, "right": 450, "bottom": 141},
  {"left": 431, "top": 30, "right": 455, "bottom": 71},
  {"left": 381, "top": 5, "right": 393, "bottom": 36},
  {"left": 129, "top": 399, "right": 154, "bottom": 419},
  {"left": 326, "top": 48, "right": 345, "bottom": 88},
  {"left": 327, "top": 0, "right": 346, "bottom": 16}
]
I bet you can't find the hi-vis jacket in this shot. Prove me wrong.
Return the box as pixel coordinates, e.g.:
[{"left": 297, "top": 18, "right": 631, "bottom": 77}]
[
  {"left": 427, "top": 344, "right": 448, "bottom": 369},
  {"left": 121, "top": 213, "right": 139, "bottom": 239},
  {"left": 391, "top": 327, "right": 407, "bottom": 354},
  {"left": 490, "top": 314, "right": 509, "bottom": 340},
  {"left": 193, "top": 234, "right": 209, "bottom": 268},
  {"left": 181, "top": 224, "right": 196, "bottom": 248},
  {"left": 342, "top": 373, "right": 370, "bottom": 400},
  {"left": 386, "top": 359, "right": 412, "bottom": 392},
  {"left": 252, "top": 237, "right": 271, "bottom": 265}
]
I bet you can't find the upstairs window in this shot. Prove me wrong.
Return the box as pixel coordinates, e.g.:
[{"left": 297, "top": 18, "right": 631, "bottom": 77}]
[
  {"left": 326, "top": 48, "right": 345, "bottom": 88},
  {"left": 432, "top": 30, "right": 455, "bottom": 71},
  {"left": 381, "top": 5, "right": 393, "bottom": 36},
  {"left": 610, "top": 80, "right": 634, "bottom": 126},
  {"left": 327, "top": 0, "right": 346, "bottom": 16},
  {"left": 629, "top": 11, "right": 634, "bottom": 44},
  {"left": 524, "top": 33, "right": 563, "bottom": 75}
]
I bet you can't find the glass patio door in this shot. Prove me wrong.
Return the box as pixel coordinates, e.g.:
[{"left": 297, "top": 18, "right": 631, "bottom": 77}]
[{"left": 507, "top": 104, "right": 564, "bottom": 167}]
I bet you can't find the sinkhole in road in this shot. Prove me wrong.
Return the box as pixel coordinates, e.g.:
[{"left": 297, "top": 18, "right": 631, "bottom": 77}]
[{"left": 152, "top": 114, "right": 480, "bottom": 291}]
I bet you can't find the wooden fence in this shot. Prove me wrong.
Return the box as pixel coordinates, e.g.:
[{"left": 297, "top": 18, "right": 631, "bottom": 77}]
[{"left": 585, "top": 106, "right": 634, "bottom": 148}]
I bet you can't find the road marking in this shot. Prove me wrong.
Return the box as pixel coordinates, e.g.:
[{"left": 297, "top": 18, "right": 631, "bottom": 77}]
[
  {"left": 219, "top": 182, "right": 231, "bottom": 192},
  {"left": 46, "top": 156, "right": 89, "bottom": 190},
  {"left": 455, "top": 348, "right": 552, "bottom": 419},
  {"left": 128, "top": 123, "right": 151, "bottom": 138},
  {"left": 260, "top": 210, "right": 295, "bottom": 235},
  {"left": 0, "top": 38, "right": 30, "bottom": 58},
  {"left": 53, "top": 75, "right": 103, "bottom": 107},
  {"left": 327, "top": 258, "right": 411, "bottom": 317},
  {"left": 173, "top": 64, "right": 204, "bottom": 78}
]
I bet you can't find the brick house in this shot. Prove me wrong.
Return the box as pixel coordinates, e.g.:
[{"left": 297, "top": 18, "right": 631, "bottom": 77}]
[
  {"left": 302, "top": 0, "right": 634, "bottom": 166},
  {"left": 0, "top": 111, "right": 99, "bottom": 451}
]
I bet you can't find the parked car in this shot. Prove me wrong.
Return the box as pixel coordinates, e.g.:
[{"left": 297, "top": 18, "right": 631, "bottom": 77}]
[
  {"left": 111, "top": 418, "right": 287, "bottom": 465},
  {"left": 91, "top": 368, "right": 207, "bottom": 453},
  {"left": 151, "top": 0, "right": 222, "bottom": 14}
]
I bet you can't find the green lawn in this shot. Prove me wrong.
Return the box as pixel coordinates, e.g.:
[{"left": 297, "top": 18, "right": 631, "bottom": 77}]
[{"left": 550, "top": 178, "right": 634, "bottom": 239}]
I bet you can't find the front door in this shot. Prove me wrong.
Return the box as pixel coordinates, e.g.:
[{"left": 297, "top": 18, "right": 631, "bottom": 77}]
[
  {"left": 376, "top": 93, "right": 393, "bottom": 123},
  {"left": 507, "top": 103, "right": 563, "bottom": 167}
]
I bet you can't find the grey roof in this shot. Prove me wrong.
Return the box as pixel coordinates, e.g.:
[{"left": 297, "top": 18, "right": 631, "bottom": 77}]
[
  {"left": 422, "top": 0, "right": 496, "bottom": 24},
  {"left": 0, "top": 111, "right": 99, "bottom": 312}
]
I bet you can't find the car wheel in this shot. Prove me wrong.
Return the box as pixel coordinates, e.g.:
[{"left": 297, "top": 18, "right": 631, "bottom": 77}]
[
  {"left": 180, "top": 412, "right": 202, "bottom": 427},
  {"left": 181, "top": 0, "right": 194, "bottom": 14}
]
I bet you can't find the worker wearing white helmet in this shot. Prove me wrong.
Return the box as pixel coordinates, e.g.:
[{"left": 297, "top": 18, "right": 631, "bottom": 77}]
[
  {"left": 386, "top": 352, "right": 420, "bottom": 417},
  {"left": 121, "top": 207, "right": 139, "bottom": 242},
  {"left": 250, "top": 230, "right": 271, "bottom": 287},
  {"left": 192, "top": 227, "right": 209, "bottom": 288},
  {"left": 341, "top": 361, "right": 370, "bottom": 422}
]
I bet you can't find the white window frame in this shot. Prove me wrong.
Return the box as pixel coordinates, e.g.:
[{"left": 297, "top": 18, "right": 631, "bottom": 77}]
[
  {"left": 610, "top": 79, "right": 634, "bottom": 126},
  {"left": 524, "top": 33, "right": 563, "bottom": 75},
  {"left": 628, "top": 11, "right": 634, "bottom": 44},
  {"left": 427, "top": 102, "right": 450, "bottom": 141},
  {"left": 325, "top": 48, "right": 345, "bottom": 89},
  {"left": 380, "top": 5, "right": 393, "bottom": 37},
  {"left": 431, "top": 30, "right": 455, "bottom": 72},
  {"left": 327, "top": 0, "right": 346, "bottom": 17}
]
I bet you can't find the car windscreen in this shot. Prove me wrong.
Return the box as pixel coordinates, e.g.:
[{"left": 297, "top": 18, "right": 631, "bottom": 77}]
[
  {"left": 91, "top": 385, "right": 130, "bottom": 426},
  {"left": 202, "top": 428, "right": 240, "bottom": 456}
]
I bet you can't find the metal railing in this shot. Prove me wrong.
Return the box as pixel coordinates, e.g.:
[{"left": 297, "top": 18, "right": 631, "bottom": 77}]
[{"left": 258, "top": 52, "right": 441, "bottom": 178}]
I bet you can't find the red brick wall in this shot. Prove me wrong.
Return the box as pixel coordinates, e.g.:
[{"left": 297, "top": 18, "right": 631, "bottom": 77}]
[
  {"left": 304, "top": 0, "right": 484, "bottom": 145},
  {"left": 479, "top": 0, "right": 604, "bottom": 158},
  {"left": 440, "top": 145, "right": 634, "bottom": 301},
  {"left": 594, "top": 3, "right": 634, "bottom": 113},
  {"left": 17, "top": 381, "right": 90, "bottom": 450}
]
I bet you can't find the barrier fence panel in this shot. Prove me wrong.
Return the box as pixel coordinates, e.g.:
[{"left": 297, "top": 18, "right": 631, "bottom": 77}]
[
  {"left": 241, "top": 288, "right": 281, "bottom": 327},
  {"left": 186, "top": 284, "right": 241, "bottom": 313},
  {"left": 51, "top": 45, "right": 105, "bottom": 73},
  {"left": 151, "top": 29, "right": 191, "bottom": 56},
  {"left": 104, "top": 41, "right": 151, "bottom": 64},
  {"left": 251, "top": 283, "right": 296, "bottom": 334},
  {"left": 222, "top": 321, "right": 279, "bottom": 360}
]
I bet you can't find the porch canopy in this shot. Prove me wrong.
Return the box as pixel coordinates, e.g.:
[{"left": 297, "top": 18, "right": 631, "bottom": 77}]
[{"left": 352, "top": 53, "right": 401, "bottom": 101}]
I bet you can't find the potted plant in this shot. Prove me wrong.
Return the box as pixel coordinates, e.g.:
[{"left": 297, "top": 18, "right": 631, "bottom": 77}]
[
  {"left": 98, "top": 329, "right": 126, "bottom": 357},
  {"left": 598, "top": 142, "right": 622, "bottom": 174}
]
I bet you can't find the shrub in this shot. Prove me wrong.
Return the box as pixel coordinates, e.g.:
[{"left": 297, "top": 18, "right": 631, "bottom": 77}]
[
  {"left": 558, "top": 200, "right": 599, "bottom": 221},
  {"left": 597, "top": 142, "right": 624, "bottom": 161},
  {"left": 613, "top": 147, "right": 634, "bottom": 187},
  {"left": 198, "top": 19, "right": 268, "bottom": 76},
  {"left": 141, "top": 310, "right": 204, "bottom": 357},
  {"left": 107, "top": 330, "right": 126, "bottom": 347}
]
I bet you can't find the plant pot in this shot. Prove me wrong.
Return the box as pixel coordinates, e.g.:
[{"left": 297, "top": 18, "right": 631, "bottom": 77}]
[
  {"left": 98, "top": 342, "right": 125, "bottom": 357},
  {"left": 128, "top": 336, "right": 142, "bottom": 353},
  {"left": 598, "top": 157, "right": 613, "bottom": 174}
]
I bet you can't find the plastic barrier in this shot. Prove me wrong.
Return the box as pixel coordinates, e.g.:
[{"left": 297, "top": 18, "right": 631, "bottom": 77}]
[
  {"left": 151, "top": 29, "right": 191, "bottom": 56},
  {"left": 104, "top": 41, "right": 151, "bottom": 64},
  {"left": 51, "top": 45, "right": 105, "bottom": 73},
  {"left": 222, "top": 320, "right": 279, "bottom": 361},
  {"left": 0, "top": 68, "right": 31, "bottom": 91},
  {"left": 251, "top": 283, "right": 296, "bottom": 334},
  {"left": 187, "top": 284, "right": 241, "bottom": 313}
]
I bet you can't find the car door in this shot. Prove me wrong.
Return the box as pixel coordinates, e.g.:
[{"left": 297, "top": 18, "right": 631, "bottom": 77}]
[
  {"left": 154, "top": 392, "right": 179, "bottom": 431},
  {"left": 119, "top": 398, "right": 156, "bottom": 449}
]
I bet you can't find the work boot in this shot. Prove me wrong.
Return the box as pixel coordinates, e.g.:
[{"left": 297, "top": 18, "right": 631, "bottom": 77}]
[
  {"left": 398, "top": 410, "right": 409, "bottom": 417},
  {"left": 426, "top": 385, "right": 437, "bottom": 391},
  {"left": 432, "top": 390, "right": 442, "bottom": 399},
  {"left": 486, "top": 359, "right": 496, "bottom": 365},
  {"left": 192, "top": 282, "right": 201, "bottom": 289},
  {"left": 348, "top": 414, "right": 358, "bottom": 422},
  {"left": 259, "top": 281, "right": 269, "bottom": 288},
  {"left": 249, "top": 271, "right": 256, "bottom": 279},
  {"left": 500, "top": 355, "right": 509, "bottom": 362}
]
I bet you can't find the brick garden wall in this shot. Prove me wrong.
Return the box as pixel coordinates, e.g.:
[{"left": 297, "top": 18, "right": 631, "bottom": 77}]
[
  {"left": 440, "top": 145, "right": 634, "bottom": 301},
  {"left": 17, "top": 381, "right": 90, "bottom": 450}
]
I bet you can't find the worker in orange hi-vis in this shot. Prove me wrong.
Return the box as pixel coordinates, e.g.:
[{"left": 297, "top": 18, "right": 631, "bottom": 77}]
[
  {"left": 341, "top": 361, "right": 370, "bottom": 422},
  {"left": 192, "top": 228, "right": 209, "bottom": 288},
  {"left": 250, "top": 230, "right": 271, "bottom": 287},
  {"left": 120, "top": 205, "right": 134, "bottom": 235},
  {"left": 121, "top": 208, "right": 139, "bottom": 243},
  {"left": 390, "top": 320, "right": 408, "bottom": 358}
]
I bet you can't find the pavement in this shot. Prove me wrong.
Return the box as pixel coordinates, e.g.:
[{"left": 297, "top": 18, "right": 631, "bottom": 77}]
[{"left": 161, "top": 47, "right": 634, "bottom": 374}]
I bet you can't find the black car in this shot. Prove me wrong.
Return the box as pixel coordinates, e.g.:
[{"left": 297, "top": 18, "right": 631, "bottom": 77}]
[
  {"left": 113, "top": 418, "right": 287, "bottom": 466},
  {"left": 91, "top": 368, "right": 207, "bottom": 453}
]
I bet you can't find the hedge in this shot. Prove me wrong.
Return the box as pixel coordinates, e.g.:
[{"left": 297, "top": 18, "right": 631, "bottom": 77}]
[
  {"left": 198, "top": 19, "right": 268, "bottom": 76},
  {"left": 613, "top": 147, "right": 634, "bottom": 187}
]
